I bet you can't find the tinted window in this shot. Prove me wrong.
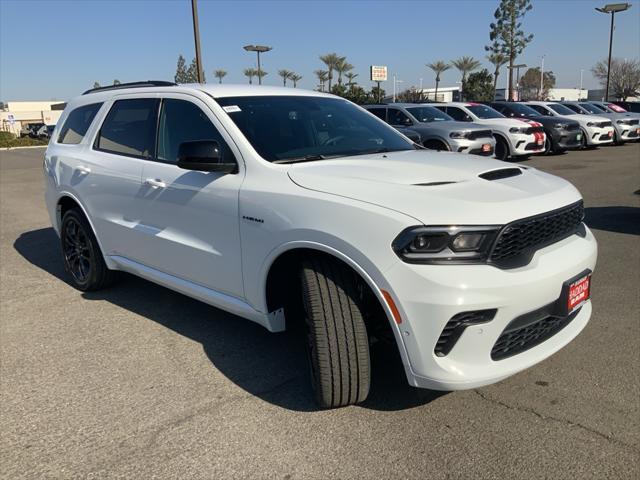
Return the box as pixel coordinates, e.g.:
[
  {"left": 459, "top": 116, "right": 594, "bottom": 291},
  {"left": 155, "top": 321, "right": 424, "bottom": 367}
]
[
  {"left": 96, "top": 98, "right": 159, "bottom": 158},
  {"left": 581, "top": 103, "right": 605, "bottom": 113},
  {"left": 216, "top": 96, "right": 413, "bottom": 162},
  {"left": 367, "top": 108, "right": 387, "bottom": 121},
  {"left": 406, "top": 106, "right": 453, "bottom": 122},
  {"left": 528, "top": 104, "right": 552, "bottom": 116},
  {"left": 492, "top": 103, "right": 539, "bottom": 118},
  {"left": 157, "top": 99, "right": 232, "bottom": 163},
  {"left": 58, "top": 103, "right": 102, "bottom": 144},
  {"left": 388, "top": 108, "right": 412, "bottom": 126},
  {"left": 466, "top": 104, "right": 504, "bottom": 119},
  {"left": 446, "top": 107, "right": 472, "bottom": 122},
  {"left": 547, "top": 103, "right": 577, "bottom": 116}
]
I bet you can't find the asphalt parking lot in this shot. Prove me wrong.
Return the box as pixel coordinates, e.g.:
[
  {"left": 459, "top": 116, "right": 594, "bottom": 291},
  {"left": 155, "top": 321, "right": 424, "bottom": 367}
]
[{"left": 1, "top": 144, "right": 639, "bottom": 479}]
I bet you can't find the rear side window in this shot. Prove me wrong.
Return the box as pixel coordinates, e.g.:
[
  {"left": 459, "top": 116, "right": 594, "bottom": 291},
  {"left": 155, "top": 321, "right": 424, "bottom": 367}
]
[
  {"left": 95, "top": 98, "right": 160, "bottom": 158},
  {"left": 446, "top": 107, "right": 472, "bottom": 122},
  {"left": 387, "top": 108, "right": 412, "bottom": 126},
  {"left": 57, "top": 103, "right": 102, "bottom": 144},
  {"left": 367, "top": 108, "right": 387, "bottom": 121}
]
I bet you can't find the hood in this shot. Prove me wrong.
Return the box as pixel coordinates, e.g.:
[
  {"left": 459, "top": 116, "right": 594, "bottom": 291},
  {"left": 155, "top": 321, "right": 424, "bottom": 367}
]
[
  {"left": 566, "top": 113, "right": 611, "bottom": 124},
  {"left": 414, "top": 120, "right": 489, "bottom": 133},
  {"left": 473, "top": 117, "right": 534, "bottom": 128},
  {"left": 287, "top": 150, "right": 581, "bottom": 225}
]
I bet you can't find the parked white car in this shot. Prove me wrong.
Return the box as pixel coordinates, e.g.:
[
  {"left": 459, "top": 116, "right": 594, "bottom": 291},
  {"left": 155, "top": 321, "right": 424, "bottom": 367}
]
[
  {"left": 44, "top": 82, "right": 597, "bottom": 408},
  {"left": 431, "top": 102, "right": 546, "bottom": 160},
  {"left": 525, "top": 101, "right": 614, "bottom": 148}
]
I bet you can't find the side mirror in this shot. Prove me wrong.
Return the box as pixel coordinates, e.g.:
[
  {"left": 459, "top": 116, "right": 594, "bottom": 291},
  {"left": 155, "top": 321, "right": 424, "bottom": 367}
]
[{"left": 177, "top": 140, "right": 237, "bottom": 174}]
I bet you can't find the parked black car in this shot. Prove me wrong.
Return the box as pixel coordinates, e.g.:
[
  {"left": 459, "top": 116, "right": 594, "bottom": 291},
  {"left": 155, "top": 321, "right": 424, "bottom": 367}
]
[{"left": 485, "top": 102, "right": 582, "bottom": 154}]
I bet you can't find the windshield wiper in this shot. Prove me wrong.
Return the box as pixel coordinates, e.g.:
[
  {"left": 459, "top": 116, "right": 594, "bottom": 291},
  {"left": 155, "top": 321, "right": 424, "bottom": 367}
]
[{"left": 273, "top": 154, "right": 329, "bottom": 164}]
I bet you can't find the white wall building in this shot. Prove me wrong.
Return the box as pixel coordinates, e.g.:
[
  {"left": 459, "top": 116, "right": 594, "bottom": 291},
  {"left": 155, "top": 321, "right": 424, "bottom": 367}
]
[{"left": 1, "top": 101, "right": 65, "bottom": 136}]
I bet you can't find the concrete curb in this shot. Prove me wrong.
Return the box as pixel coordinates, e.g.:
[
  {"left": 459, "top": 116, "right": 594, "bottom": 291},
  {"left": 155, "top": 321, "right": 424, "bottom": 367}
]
[{"left": 2, "top": 145, "right": 48, "bottom": 151}]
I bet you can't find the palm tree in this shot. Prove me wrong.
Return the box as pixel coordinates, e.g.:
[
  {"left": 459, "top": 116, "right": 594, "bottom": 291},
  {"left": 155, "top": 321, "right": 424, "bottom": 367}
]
[
  {"left": 314, "top": 69, "right": 329, "bottom": 92},
  {"left": 345, "top": 72, "right": 358, "bottom": 87},
  {"left": 451, "top": 56, "right": 481, "bottom": 100},
  {"left": 335, "top": 58, "right": 353, "bottom": 86},
  {"left": 278, "top": 69, "right": 292, "bottom": 86},
  {"left": 426, "top": 60, "right": 451, "bottom": 101},
  {"left": 256, "top": 69, "right": 268, "bottom": 84},
  {"left": 290, "top": 73, "right": 302, "bottom": 88},
  {"left": 243, "top": 68, "right": 256, "bottom": 85},
  {"left": 319, "top": 53, "right": 342, "bottom": 91},
  {"left": 487, "top": 53, "right": 508, "bottom": 99},
  {"left": 214, "top": 69, "right": 227, "bottom": 84}
]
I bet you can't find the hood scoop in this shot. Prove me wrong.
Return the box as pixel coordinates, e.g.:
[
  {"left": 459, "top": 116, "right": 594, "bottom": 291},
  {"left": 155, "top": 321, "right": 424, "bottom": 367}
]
[
  {"left": 479, "top": 168, "right": 523, "bottom": 181},
  {"left": 413, "top": 181, "right": 458, "bottom": 187}
]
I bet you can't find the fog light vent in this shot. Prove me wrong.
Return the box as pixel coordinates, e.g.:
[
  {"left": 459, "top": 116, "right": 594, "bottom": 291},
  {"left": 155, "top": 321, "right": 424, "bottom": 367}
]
[{"left": 434, "top": 309, "right": 497, "bottom": 357}]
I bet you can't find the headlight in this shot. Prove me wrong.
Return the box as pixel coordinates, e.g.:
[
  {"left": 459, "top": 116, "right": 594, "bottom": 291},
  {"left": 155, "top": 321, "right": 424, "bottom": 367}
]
[
  {"left": 553, "top": 123, "right": 564, "bottom": 129},
  {"left": 509, "top": 127, "right": 520, "bottom": 133},
  {"left": 449, "top": 131, "right": 468, "bottom": 139},
  {"left": 586, "top": 122, "right": 595, "bottom": 127},
  {"left": 616, "top": 120, "right": 625, "bottom": 125},
  {"left": 392, "top": 226, "right": 500, "bottom": 264}
]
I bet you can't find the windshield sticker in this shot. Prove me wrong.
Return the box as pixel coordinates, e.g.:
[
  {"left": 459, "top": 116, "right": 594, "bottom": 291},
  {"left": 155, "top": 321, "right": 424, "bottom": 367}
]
[{"left": 223, "top": 105, "right": 242, "bottom": 113}]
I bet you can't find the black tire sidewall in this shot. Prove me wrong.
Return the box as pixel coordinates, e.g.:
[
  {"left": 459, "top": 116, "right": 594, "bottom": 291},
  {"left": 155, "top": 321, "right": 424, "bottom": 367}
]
[{"left": 60, "top": 209, "right": 105, "bottom": 291}]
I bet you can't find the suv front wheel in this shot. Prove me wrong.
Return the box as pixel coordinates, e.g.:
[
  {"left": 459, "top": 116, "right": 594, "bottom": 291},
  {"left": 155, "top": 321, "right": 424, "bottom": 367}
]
[
  {"left": 300, "top": 256, "right": 371, "bottom": 408},
  {"left": 61, "top": 208, "right": 116, "bottom": 291}
]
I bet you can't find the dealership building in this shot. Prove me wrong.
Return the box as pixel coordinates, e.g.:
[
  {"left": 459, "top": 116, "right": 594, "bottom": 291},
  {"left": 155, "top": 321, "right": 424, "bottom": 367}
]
[{"left": 0, "top": 101, "right": 66, "bottom": 136}]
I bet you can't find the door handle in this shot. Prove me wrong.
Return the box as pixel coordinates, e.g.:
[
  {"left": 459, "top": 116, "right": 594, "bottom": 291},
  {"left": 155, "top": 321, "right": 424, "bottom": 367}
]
[
  {"left": 144, "top": 178, "right": 166, "bottom": 189},
  {"left": 77, "top": 166, "right": 91, "bottom": 175}
]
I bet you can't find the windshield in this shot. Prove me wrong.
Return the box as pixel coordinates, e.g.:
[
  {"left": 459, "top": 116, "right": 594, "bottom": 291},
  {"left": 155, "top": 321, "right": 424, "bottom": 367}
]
[
  {"left": 466, "top": 104, "right": 504, "bottom": 119},
  {"left": 582, "top": 103, "right": 606, "bottom": 113},
  {"left": 499, "top": 103, "right": 540, "bottom": 118},
  {"left": 215, "top": 96, "right": 414, "bottom": 162},
  {"left": 406, "top": 106, "right": 453, "bottom": 122},
  {"left": 548, "top": 103, "right": 577, "bottom": 116}
]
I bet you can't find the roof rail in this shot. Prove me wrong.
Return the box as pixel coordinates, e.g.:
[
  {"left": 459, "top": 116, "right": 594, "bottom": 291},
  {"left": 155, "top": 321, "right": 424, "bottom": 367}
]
[{"left": 82, "top": 81, "right": 177, "bottom": 95}]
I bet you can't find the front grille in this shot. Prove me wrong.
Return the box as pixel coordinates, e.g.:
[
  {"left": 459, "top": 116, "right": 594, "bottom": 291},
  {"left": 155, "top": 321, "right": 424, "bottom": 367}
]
[
  {"left": 525, "top": 142, "right": 543, "bottom": 151},
  {"left": 599, "top": 133, "right": 613, "bottom": 140},
  {"left": 488, "top": 201, "right": 584, "bottom": 269},
  {"left": 491, "top": 308, "right": 580, "bottom": 360},
  {"left": 467, "top": 129, "right": 493, "bottom": 140},
  {"left": 435, "top": 309, "right": 497, "bottom": 357}
]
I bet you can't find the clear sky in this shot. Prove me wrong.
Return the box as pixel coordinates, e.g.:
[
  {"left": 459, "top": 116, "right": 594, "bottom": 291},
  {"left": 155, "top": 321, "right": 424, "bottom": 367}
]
[{"left": 1, "top": 0, "right": 639, "bottom": 101}]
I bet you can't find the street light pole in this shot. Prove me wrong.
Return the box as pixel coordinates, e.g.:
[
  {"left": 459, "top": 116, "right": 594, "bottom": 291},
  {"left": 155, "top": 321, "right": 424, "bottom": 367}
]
[
  {"left": 243, "top": 45, "right": 273, "bottom": 85},
  {"left": 596, "top": 3, "right": 632, "bottom": 101},
  {"left": 190, "top": 0, "right": 204, "bottom": 83},
  {"left": 540, "top": 55, "right": 545, "bottom": 100}
]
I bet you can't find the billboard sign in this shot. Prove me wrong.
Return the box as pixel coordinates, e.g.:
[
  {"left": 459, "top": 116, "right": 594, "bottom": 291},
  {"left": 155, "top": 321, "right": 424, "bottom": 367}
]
[{"left": 370, "top": 65, "right": 388, "bottom": 82}]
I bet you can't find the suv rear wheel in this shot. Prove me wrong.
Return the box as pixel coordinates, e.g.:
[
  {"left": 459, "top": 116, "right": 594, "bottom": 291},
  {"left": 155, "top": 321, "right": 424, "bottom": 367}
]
[
  {"left": 61, "top": 208, "right": 116, "bottom": 291},
  {"left": 300, "top": 256, "right": 371, "bottom": 408}
]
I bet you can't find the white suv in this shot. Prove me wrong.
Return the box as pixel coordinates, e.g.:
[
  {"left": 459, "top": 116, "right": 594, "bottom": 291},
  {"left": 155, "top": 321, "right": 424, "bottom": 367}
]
[
  {"left": 44, "top": 82, "right": 597, "bottom": 408},
  {"left": 432, "top": 102, "right": 546, "bottom": 160}
]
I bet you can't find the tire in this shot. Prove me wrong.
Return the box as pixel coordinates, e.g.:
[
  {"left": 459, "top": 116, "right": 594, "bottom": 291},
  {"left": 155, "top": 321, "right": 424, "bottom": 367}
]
[
  {"left": 580, "top": 129, "right": 588, "bottom": 149},
  {"left": 300, "top": 256, "right": 371, "bottom": 408},
  {"left": 494, "top": 136, "right": 509, "bottom": 160},
  {"left": 60, "top": 208, "right": 116, "bottom": 291}
]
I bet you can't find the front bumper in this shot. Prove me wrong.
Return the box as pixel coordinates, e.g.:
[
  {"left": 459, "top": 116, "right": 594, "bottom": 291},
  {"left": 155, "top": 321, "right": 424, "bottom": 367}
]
[
  {"left": 550, "top": 128, "right": 582, "bottom": 150},
  {"left": 614, "top": 123, "right": 640, "bottom": 141},
  {"left": 584, "top": 125, "right": 614, "bottom": 145},
  {"left": 449, "top": 137, "right": 495, "bottom": 156},
  {"left": 382, "top": 225, "right": 597, "bottom": 390},
  {"left": 509, "top": 132, "right": 545, "bottom": 156}
]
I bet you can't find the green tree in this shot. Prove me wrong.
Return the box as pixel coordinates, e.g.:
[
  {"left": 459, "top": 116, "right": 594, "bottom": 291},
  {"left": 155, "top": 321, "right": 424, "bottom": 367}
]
[
  {"left": 452, "top": 56, "right": 481, "bottom": 100},
  {"left": 335, "top": 58, "right": 354, "bottom": 86},
  {"left": 397, "top": 87, "right": 427, "bottom": 103},
  {"left": 368, "top": 86, "right": 386, "bottom": 104},
  {"left": 426, "top": 60, "right": 451, "bottom": 101},
  {"left": 244, "top": 68, "right": 257, "bottom": 84},
  {"left": 314, "top": 69, "right": 329, "bottom": 92},
  {"left": 290, "top": 73, "right": 303, "bottom": 88},
  {"left": 519, "top": 67, "right": 556, "bottom": 100},
  {"left": 214, "top": 69, "right": 227, "bottom": 84},
  {"left": 175, "top": 54, "right": 188, "bottom": 84},
  {"left": 256, "top": 69, "right": 268, "bottom": 84},
  {"left": 485, "top": 0, "right": 534, "bottom": 101},
  {"left": 319, "top": 53, "right": 342, "bottom": 91},
  {"left": 461, "top": 69, "right": 495, "bottom": 101},
  {"left": 592, "top": 58, "right": 640, "bottom": 100},
  {"left": 343, "top": 85, "right": 368, "bottom": 104},
  {"left": 487, "top": 52, "right": 508, "bottom": 96},
  {"left": 278, "top": 69, "right": 292, "bottom": 86},
  {"left": 113, "top": 79, "right": 121, "bottom": 85},
  {"left": 186, "top": 58, "right": 205, "bottom": 83},
  {"left": 345, "top": 72, "right": 358, "bottom": 87},
  {"left": 92, "top": 81, "right": 101, "bottom": 89}
]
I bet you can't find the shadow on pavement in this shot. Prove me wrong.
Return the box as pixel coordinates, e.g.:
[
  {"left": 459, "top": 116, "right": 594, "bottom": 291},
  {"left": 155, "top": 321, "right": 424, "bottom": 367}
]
[
  {"left": 585, "top": 206, "right": 640, "bottom": 236},
  {"left": 14, "top": 227, "right": 446, "bottom": 412}
]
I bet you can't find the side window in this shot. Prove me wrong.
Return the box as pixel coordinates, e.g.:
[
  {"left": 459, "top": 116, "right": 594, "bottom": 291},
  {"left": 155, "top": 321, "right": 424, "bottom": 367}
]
[
  {"left": 367, "top": 108, "right": 387, "bottom": 121},
  {"left": 446, "top": 107, "right": 471, "bottom": 122},
  {"left": 388, "top": 108, "right": 412, "bottom": 126},
  {"left": 157, "top": 99, "right": 233, "bottom": 163},
  {"left": 529, "top": 105, "right": 550, "bottom": 116},
  {"left": 95, "top": 98, "right": 159, "bottom": 158},
  {"left": 57, "top": 103, "right": 102, "bottom": 144}
]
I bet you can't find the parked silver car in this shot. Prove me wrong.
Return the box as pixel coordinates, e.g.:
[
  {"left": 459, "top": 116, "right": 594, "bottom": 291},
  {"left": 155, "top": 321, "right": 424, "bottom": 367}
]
[
  {"left": 364, "top": 103, "right": 495, "bottom": 156},
  {"left": 559, "top": 101, "right": 639, "bottom": 144}
]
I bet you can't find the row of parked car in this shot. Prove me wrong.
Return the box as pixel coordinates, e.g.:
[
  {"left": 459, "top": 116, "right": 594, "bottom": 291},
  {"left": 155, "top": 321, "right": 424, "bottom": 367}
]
[
  {"left": 20, "top": 122, "right": 55, "bottom": 139},
  {"left": 364, "top": 100, "right": 640, "bottom": 161}
]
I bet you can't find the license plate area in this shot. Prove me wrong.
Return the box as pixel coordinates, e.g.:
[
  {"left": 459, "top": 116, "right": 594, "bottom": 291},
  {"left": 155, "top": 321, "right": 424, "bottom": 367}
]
[{"left": 560, "top": 270, "right": 592, "bottom": 316}]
